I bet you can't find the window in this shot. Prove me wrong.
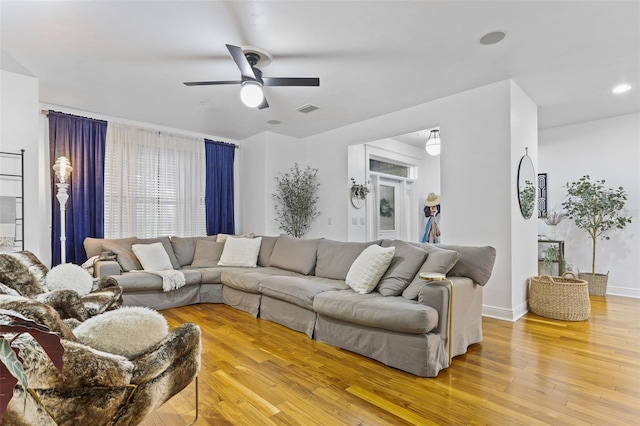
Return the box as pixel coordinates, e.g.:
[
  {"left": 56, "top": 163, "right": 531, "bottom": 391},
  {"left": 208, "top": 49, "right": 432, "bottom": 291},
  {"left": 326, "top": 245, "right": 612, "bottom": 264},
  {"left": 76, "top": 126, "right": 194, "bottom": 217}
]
[
  {"left": 369, "top": 159, "right": 409, "bottom": 178},
  {"left": 104, "top": 123, "right": 206, "bottom": 238}
]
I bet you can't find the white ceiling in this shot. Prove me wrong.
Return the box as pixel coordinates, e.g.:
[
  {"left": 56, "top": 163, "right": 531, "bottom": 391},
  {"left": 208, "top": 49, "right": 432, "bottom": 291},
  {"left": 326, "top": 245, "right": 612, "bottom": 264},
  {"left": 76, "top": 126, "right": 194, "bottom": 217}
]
[{"left": 1, "top": 1, "right": 638, "bottom": 146}]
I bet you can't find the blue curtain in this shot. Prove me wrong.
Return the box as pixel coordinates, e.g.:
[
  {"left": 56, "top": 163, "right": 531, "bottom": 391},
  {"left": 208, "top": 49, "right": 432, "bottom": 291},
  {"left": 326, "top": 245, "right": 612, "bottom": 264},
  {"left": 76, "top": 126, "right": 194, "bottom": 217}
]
[
  {"left": 204, "top": 139, "right": 235, "bottom": 235},
  {"left": 49, "top": 111, "right": 107, "bottom": 266}
]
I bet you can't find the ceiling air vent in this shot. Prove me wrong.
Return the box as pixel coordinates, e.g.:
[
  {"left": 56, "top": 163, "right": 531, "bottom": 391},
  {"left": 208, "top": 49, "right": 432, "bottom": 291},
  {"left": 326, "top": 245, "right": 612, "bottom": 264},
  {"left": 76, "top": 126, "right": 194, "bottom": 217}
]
[{"left": 296, "top": 104, "right": 319, "bottom": 114}]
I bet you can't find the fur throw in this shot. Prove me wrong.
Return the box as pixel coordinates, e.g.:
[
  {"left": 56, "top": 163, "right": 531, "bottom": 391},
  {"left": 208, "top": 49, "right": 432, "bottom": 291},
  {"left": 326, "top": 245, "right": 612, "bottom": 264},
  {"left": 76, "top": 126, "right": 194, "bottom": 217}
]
[{"left": 0, "top": 251, "right": 48, "bottom": 297}]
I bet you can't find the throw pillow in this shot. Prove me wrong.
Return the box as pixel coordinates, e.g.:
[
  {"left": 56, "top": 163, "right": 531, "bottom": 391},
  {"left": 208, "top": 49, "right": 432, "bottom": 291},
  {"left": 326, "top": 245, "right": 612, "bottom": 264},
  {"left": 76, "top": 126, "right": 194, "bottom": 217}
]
[
  {"left": 191, "top": 240, "right": 225, "bottom": 268},
  {"left": 132, "top": 242, "right": 174, "bottom": 271},
  {"left": 345, "top": 245, "right": 396, "bottom": 294},
  {"left": 217, "top": 236, "right": 262, "bottom": 267},
  {"left": 84, "top": 237, "right": 141, "bottom": 272},
  {"left": 402, "top": 244, "right": 461, "bottom": 300},
  {"left": 269, "top": 234, "right": 320, "bottom": 275},
  {"left": 376, "top": 240, "right": 428, "bottom": 296},
  {"left": 136, "top": 236, "right": 180, "bottom": 270},
  {"left": 216, "top": 232, "right": 254, "bottom": 243},
  {"left": 73, "top": 306, "right": 168, "bottom": 358},
  {"left": 46, "top": 263, "right": 94, "bottom": 295}
]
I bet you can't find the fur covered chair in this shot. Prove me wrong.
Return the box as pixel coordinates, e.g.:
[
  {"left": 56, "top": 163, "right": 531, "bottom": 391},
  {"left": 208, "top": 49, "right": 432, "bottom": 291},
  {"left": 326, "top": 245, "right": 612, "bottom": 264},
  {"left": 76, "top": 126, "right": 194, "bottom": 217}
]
[
  {"left": 0, "top": 251, "right": 201, "bottom": 425},
  {"left": 0, "top": 251, "right": 123, "bottom": 320},
  {"left": 0, "top": 297, "right": 201, "bottom": 425}
]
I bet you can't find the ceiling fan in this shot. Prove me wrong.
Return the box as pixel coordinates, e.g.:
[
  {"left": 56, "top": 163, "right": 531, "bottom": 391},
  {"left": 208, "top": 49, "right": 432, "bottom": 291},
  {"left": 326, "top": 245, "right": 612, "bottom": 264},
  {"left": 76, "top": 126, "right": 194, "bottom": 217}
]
[{"left": 183, "top": 44, "right": 320, "bottom": 109}]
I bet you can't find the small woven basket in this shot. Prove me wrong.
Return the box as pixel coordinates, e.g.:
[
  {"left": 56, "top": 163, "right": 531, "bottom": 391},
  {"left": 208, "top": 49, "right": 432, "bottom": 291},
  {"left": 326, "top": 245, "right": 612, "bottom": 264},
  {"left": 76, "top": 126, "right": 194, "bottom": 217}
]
[{"left": 528, "top": 272, "right": 590, "bottom": 321}]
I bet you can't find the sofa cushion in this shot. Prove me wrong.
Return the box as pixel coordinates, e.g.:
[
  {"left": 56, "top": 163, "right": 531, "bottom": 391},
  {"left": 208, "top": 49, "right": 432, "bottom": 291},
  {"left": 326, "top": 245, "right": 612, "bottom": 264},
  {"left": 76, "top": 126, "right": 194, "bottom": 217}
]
[
  {"left": 402, "top": 244, "right": 461, "bottom": 300},
  {"left": 190, "top": 240, "right": 225, "bottom": 268},
  {"left": 132, "top": 242, "right": 174, "bottom": 271},
  {"left": 313, "top": 290, "right": 439, "bottom": 334},
  {"left": 259, "top": 276, "right": 349, "bottom": 310},
  {"left": 345, "top": 245, "right": 395, "bottom": 294},
  {"left": 136, "top": 236, "right": 180, "bottom": 270},
  {"left": 84, "top": 237, "right": 141, "bottom": 271},
  {"left": 218, "top": 237, "right": 262, "bottom": 267},
  {"left": 220, "top": 267, "right": 299, "bottom": 293},
  {"left": 111, "top": 269, "right": 201, "bottom": 292},
  {"left": 315, "top": 240, "right": 376, "bottom": 280},
  {"left": 437, "top": 244, "right": 497, "bottom": 286},
  {"left": 170, "top": 236, "right": 218, "bottom": 267},
  {"left": 269, "top": 234, "right": 320, "bottom": 275},
  {"left": 257, "top": 235, "right": 278, "bottom": 267},
  {"left": 376, "top": 240, "right": 427, "bottom": 296}
]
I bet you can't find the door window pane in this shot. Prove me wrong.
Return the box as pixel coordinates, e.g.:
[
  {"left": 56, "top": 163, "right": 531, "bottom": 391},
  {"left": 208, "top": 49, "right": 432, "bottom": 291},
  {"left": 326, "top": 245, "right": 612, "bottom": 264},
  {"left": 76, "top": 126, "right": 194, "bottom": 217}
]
[
  {"left": 379, "top": 185, "right": 395, "bottom": 231},
  {"left": 370, "top": 159, "right": 409, "bottom": 178}
]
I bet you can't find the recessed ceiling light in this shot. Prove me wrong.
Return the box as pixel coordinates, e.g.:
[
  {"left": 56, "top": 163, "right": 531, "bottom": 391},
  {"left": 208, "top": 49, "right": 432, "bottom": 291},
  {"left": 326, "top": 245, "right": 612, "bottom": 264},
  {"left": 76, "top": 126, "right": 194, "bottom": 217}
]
[
  {"left": 267, "top": 119, "right": 281, "bottom": 125},
  {"left": 480, "top": 31, "right": 506, "bottom": 45},
  {"left": 612, "top": 84, "right": 632, "bottom": 94}
]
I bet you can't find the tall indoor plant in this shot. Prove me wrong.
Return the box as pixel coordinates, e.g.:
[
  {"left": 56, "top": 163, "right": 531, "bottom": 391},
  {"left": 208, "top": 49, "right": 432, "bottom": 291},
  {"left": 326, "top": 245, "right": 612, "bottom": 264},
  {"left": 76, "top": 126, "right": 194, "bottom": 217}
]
[
  {"left": 562, "top": 175, "right": 632, "bottom": 295},
  {"left": 272, "top": 163, "right": 320, "bottom": 238}
]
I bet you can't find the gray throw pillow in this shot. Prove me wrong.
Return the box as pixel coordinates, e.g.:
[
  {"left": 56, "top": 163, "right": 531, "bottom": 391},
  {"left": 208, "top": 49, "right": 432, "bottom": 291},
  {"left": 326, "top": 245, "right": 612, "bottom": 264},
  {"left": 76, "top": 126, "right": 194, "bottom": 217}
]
[
  {"left": 170, "top": 236, "right": 218, "bottom": 267},
  {"left": 257, "top": 235, "right": 278, "bottom": 267},
  {"left": 269, "top": 234, "right": 320, "bottom": 275},
  {"left": 402, "top": 244, "right": 461, "bottom": 300},
  {"left": 315, "top": 239, "right": 376, "bottom": 280},
  {"left": 84, "top": 237, "right": 140, "bottom": 272},
  {"left": 436, "top": 244, "right": 497, "bottom": 286},
  {"left": 190, "top": 240, "right": 226, "bottom": 268},
  {"left": 376, "top": 240, "right": 428, "bottom": 296}
]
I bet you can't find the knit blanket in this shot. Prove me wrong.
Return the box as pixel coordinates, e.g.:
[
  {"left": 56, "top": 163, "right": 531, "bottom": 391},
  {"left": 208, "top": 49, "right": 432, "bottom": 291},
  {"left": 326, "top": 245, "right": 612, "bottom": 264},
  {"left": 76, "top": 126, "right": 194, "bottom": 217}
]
[{"left": 143, "top": 269, "right": 186, "bottom": 292}]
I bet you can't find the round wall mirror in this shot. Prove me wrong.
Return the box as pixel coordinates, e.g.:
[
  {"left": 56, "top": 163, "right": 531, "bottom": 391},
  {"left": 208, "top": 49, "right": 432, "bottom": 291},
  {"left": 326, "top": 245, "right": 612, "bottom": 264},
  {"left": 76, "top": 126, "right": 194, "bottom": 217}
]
[{"left": 517, "top": 154, "right": 536, "bottom": 219}]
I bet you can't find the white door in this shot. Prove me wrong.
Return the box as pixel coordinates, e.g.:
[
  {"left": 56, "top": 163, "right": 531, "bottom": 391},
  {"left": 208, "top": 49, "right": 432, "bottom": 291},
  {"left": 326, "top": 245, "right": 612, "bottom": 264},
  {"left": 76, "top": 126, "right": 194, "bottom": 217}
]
[{"left": 377, "top": 178, "right": 400, "bottom": 240}]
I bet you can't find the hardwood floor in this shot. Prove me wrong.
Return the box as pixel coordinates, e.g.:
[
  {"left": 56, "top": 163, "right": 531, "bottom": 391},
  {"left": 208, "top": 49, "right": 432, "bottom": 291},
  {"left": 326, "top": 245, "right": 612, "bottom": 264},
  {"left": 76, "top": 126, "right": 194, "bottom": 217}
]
[{"left": 140, "top": 295, "right": 640, "bottom": 425}]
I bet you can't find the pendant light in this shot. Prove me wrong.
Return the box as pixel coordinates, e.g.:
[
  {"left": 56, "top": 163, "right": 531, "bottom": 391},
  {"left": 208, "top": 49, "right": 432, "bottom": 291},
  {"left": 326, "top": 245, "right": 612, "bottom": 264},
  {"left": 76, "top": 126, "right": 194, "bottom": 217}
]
[{"left": 425, "top": 129, "right": 441, "bottom": 156}]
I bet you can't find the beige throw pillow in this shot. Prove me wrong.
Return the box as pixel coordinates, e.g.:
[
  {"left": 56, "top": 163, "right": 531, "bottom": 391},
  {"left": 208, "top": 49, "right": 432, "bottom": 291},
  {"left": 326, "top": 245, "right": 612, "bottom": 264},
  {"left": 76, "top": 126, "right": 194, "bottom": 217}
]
[{"left": 218, "top": 237, "right": 262, "bottom": 267}]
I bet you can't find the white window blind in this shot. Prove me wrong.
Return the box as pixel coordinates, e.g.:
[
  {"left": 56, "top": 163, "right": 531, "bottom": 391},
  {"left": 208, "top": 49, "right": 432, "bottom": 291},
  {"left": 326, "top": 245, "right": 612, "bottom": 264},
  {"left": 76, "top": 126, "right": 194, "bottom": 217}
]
[{"left": 104, "top": 123, "right": 206, "bottom": 238}]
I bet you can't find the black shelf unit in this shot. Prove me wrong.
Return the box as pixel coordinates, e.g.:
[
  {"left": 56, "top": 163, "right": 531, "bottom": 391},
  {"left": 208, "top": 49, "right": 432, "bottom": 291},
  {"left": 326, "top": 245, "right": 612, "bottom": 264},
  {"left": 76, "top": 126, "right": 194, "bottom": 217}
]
[{"left": 0, "top": 149, "right": 25, "bottom": 250}]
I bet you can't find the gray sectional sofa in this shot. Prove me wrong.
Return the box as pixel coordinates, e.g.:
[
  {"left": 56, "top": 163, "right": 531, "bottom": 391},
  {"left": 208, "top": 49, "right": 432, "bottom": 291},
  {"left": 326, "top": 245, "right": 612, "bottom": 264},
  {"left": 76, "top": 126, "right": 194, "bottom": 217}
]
[{"left": 85, "top": 233, "right": 496, "bottom": 377}]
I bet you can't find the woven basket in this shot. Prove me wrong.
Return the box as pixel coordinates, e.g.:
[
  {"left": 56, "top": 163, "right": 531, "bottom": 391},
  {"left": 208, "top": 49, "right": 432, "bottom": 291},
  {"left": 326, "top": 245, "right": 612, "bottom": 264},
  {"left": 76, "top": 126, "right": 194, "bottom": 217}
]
[
  {"left": 528, "top": 272, "right": 590, "bottom": 321},
  {"left": 578, "top": 271, "right": 609, "bottom": 296}
]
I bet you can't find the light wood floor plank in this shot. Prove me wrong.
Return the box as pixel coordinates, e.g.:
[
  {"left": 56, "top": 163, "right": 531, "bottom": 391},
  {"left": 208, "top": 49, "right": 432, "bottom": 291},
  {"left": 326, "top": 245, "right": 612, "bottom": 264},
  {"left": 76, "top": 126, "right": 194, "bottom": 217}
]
[{"left": 140, "top": 295, "right": 640, "bottom": 425}]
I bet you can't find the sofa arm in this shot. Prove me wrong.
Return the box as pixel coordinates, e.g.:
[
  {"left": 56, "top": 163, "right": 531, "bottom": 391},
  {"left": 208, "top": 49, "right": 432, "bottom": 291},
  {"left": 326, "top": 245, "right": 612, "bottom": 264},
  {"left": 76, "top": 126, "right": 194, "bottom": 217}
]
[
  {"left": 94, "top": 259, "right": 121, "bottom": 278},
  {"left": 417, "top": 283, "right": 450, "bottom": 336}
]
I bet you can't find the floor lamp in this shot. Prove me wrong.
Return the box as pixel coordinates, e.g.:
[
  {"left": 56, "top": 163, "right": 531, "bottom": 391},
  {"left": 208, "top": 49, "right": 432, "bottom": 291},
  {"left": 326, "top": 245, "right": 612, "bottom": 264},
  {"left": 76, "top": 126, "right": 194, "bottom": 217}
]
[{"left": 53, "top": 156, "right": 72, "bottom": 264}]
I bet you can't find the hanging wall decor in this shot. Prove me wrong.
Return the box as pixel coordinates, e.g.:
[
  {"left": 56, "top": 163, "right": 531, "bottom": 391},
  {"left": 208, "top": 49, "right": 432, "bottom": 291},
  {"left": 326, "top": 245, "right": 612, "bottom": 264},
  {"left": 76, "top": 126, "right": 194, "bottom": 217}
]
[{"left": 538, "top": 173, "right": 548, "bottom": 218}]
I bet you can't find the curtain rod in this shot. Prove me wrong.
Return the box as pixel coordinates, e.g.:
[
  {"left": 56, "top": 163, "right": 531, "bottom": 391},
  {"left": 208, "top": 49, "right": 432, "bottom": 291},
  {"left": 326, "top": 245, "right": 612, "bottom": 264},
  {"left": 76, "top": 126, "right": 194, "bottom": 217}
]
[{"left": 41, "top": 109, "right": 238, "bottom": 148}]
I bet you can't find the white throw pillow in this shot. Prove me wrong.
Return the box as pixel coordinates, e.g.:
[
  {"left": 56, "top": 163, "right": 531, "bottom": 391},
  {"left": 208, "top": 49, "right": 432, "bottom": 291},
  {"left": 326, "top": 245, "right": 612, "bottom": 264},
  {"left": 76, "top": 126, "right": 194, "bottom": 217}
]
[
  {"left": 218, "top": 236, "right": 262, "bottom": 267},
  {"left": 345, "top": 245, "right": 396, "bottom": 294},
  {"left": 132, "top": 242, "right": 173, "bottom": 271},
  {"left": 46, "top": 263, "right": 93, "bottom": 295},
  {"left": 73, "top": 306, "right": 168, "bottom": 358}
]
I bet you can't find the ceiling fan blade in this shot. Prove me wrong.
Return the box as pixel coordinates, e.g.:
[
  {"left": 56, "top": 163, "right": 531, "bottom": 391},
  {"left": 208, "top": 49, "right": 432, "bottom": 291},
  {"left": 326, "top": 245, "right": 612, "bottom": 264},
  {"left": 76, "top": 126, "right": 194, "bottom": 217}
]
[
  {"left": 257, "top": 96, "right": 269, "bottom": 110},
  {"left": 183, "top": 80, "right": 242, "bottom": 86},
  {"left": 262, "top": 77, "right": 320, "bottom": 87},
  {"left": 226, "top": 44, "right": 256, "bottom": 79}
]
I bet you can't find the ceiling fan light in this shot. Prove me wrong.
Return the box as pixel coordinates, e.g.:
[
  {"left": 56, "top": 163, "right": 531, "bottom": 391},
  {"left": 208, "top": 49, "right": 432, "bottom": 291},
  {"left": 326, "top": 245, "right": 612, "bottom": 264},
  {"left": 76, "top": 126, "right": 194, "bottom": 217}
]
[
  {"left": 240, "top": 82, "right": 264, "bottom": 107},
  {"left": 425, "top": 129, "right": 441, "bottom": 156}
]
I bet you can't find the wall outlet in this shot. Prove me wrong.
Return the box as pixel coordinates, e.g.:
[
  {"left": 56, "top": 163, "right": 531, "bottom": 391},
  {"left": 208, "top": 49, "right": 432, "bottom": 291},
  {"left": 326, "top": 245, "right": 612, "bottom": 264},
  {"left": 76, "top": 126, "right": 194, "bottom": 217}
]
[
  {"left": 360, "top": 217, "right": 366, "bottom": 225},
  {"left": 352, "top": 218, "right": 358, "bottom": 225}
]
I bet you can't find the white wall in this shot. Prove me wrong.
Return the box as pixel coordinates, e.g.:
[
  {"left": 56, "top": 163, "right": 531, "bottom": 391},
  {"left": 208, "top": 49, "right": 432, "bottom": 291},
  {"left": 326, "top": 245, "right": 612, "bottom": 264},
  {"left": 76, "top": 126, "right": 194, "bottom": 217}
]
[
  {"left": 0, "top": 70, "right": 49, "bottom": 262},
  {"left": 539, "top": 113, "right": 640, "bottom": 298}
]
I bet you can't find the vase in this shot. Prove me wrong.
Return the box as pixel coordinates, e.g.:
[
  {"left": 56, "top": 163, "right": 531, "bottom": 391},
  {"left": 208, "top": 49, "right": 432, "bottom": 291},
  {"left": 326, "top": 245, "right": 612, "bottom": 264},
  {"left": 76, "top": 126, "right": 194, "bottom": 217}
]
[{"left": 547, "top": 224, "right": 557, "bottom": 240}]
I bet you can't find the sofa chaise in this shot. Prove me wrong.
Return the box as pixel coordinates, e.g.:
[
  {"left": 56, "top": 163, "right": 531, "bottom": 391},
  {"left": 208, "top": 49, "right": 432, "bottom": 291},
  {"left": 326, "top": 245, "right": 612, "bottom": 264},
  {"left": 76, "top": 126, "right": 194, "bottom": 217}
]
[{"left": 87, "top": 233, "right": 496, "bottom": 377}]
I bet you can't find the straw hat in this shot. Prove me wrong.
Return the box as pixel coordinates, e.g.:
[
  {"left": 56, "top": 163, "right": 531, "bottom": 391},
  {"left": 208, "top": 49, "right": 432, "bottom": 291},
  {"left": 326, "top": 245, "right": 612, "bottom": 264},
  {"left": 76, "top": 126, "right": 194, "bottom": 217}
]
[{"left": 424, "top": 193, "right": 441, "bottom": 207}]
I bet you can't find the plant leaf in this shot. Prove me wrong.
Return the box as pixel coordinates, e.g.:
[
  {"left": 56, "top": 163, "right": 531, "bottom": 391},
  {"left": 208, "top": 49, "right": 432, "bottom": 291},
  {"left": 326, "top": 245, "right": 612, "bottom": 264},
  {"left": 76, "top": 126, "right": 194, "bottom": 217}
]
[{"left": 0, "top": 338, "right": 25, "bottom": 421}]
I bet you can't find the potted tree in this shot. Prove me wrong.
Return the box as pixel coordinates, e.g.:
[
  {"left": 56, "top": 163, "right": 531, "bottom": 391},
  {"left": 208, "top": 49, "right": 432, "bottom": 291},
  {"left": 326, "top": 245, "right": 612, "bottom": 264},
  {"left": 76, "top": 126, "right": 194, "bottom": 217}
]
[
  {"left": 562, "top": 175, "right": 632, "bottom": 295},
  {"left": 272, "top": 163, "right": 320, "bottom": 238}
]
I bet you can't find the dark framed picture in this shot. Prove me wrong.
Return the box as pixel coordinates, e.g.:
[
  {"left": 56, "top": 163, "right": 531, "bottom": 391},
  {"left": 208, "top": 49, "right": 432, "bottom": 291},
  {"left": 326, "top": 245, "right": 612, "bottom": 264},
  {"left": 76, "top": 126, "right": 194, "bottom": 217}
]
[{"left": 537, "top": 173, "right": 547, "bottom": 218}]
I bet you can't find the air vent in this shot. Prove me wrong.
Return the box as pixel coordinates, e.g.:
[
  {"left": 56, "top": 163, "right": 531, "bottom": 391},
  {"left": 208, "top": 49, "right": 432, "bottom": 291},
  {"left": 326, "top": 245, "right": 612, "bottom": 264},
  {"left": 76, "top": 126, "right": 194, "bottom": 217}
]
[{"left": 296, "top": 104, "right": 320, "bottom": 114}]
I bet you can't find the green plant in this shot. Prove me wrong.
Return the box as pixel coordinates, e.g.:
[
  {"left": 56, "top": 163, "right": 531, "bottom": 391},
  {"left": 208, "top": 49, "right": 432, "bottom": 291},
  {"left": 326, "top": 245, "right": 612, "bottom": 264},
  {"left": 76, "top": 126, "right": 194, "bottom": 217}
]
[
  {"left": 562, "top": 175, "right": 632, "bottom": 274},
  {"left": 0, "top": 309, "right": 64, "bottom": 421},
  {"left": 350, "top": 178, "right": 370, "bottom": 200},
  {"left": 272, "top": 163, "right": 320, "bottom": 238},
  {"left": 542, "top": 245, "right": 567, "bottom": 274},
  {"left": 519, "top": 180, "right": 536, "bottom": 218}
]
